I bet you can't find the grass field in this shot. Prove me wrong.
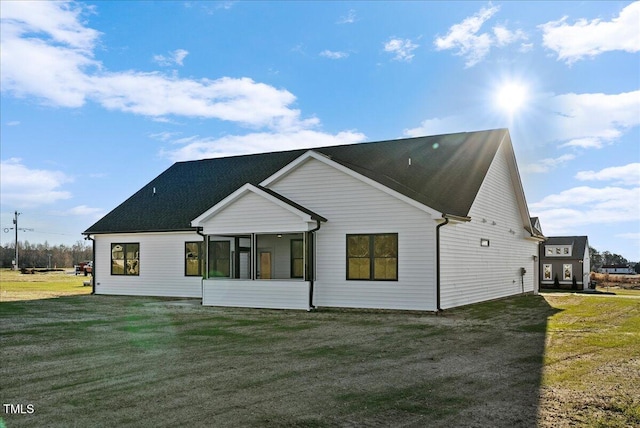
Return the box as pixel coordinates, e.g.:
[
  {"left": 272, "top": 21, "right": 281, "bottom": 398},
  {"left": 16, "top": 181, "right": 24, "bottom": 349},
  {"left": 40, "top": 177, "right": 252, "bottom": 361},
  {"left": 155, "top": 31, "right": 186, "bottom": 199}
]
[
  {"left": 0, "top": 269, "right": 91, "bottom": 302},
  {"left": 1, "top": 271, "right": 638, "bottom": 427}
]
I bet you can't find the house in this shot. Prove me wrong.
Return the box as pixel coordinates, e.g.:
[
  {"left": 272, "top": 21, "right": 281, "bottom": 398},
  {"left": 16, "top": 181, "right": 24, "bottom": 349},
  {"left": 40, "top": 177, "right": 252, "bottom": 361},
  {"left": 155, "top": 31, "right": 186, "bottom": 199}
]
[
  {"left": 601, "top": 264, "right": 634, "bottom": 274},
  {"left": 539, "top": 236, "right": 590, "bottom": 289},
  {"left": 83, "top": 129, "right": 545, "bottom": 311}
]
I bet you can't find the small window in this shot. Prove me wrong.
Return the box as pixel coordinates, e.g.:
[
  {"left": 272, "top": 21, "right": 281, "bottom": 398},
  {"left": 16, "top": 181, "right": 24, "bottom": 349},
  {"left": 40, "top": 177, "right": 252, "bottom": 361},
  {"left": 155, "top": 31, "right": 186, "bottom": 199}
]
[
  {"left": 209, "top": 240, "right": 230, "bottom": 277},
  {"left": 543, "top": 264, "right": 552, "bottom": 280},
  {"left": 563, "top": 264, "right": 572, "bottom": 281},
  {"left": 347, "top": 234, "right": 398, "bottom": 281},
  {"left": 556, "top": 248, "right": 561, "bottom": 255},
  {"left": 546, "top": 247, "right": 553, "bottom": 255},
  {"left": 111, "top": 243, "right": 139, "bottom": 275},
  {"left": 185, "top": 242, "right": 204, "bottom": 276},
  {"left": 480, "top": 238, "right": 490, "bottom": 247},
  {"left": 291, "top": 239, "right": 304, "bottom": 278},
  {"left": 563, "top": 247, "right": 570, "bottom": 255}
]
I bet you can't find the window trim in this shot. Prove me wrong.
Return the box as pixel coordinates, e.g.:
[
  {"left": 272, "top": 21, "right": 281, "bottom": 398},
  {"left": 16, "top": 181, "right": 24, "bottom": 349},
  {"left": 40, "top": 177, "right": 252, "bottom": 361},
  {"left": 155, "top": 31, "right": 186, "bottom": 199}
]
[
  {"left": 563, "top": 264, "right": 572, "bottom": 281},
  {"left": 543, "top": 264, "right": 552, "bottom": 280},
  {"left": 185, "top": 241, "right": 204, "bottom": 277},
  {"left": 346, "top": 233, "right": 398, "bottom": 281},
  {"left": 111, "top": 243, "right": 140, "bottom": 276}
]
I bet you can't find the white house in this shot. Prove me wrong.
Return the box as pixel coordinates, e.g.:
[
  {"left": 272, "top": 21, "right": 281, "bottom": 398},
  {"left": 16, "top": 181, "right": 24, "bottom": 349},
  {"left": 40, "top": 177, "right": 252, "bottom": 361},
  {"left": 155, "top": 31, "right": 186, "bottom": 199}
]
[{"left": 84, "top": 129, "right": 544, "bottom": 311}]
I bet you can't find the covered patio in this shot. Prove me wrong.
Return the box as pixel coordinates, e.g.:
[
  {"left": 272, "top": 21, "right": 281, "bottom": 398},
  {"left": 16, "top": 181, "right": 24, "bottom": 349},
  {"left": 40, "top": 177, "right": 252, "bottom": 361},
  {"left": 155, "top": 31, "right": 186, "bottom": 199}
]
[{"left": 191, "top": 184, "right": 326, "bottom": 310}]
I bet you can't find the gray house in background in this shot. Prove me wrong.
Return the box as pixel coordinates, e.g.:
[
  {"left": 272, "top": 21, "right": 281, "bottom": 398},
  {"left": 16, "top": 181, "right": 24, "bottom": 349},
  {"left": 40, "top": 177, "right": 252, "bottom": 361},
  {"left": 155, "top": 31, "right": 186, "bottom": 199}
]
[{"left": 540, "top": 236, "right": 590, "bottom": 289}]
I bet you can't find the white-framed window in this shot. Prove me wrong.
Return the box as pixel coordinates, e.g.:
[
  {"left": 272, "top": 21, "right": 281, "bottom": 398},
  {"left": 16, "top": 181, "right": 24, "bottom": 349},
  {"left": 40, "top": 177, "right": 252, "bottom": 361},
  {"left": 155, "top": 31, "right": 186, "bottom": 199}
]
[
  {"left": 543, "top": 264, "right": 552, "bottom": 280},
  {"left": 545, "top": 245, "right": 573, "bottom": 257},
  {"left": 563, "top": 264, "right": 572, "bottom": 281}
]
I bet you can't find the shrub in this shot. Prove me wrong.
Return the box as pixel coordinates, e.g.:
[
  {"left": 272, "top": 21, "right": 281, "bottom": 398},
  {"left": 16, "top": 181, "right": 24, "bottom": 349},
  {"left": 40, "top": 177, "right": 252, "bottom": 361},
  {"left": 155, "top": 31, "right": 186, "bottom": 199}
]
[{"left": 553, "top": 273, "right": 560, "bottom": 289}]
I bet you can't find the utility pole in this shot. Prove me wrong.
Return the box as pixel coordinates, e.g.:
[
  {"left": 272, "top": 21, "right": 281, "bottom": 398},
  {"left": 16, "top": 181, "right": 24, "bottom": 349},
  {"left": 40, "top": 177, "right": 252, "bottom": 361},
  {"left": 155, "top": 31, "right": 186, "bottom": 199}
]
[
  {"left": 13, "top": 211, "right": 20, "bottom": 270},
  {"left": 3, "top": 211, "right": 34, "bottom": 270}
]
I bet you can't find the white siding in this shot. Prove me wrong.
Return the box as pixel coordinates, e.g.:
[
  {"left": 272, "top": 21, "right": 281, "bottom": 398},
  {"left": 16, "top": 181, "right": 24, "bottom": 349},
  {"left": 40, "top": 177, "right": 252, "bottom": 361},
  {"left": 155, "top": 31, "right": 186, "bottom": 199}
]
[
  {"left": 201, "top": 191, "right": 310, "bottom": 234},
  {"left": 94, "top": 232, "right": 203, "bottom": 298},
  {"left": 203, "top": 280, "right": 310, "bottom": 310},
  {"left": 440, "top": 142, "right": 538, "bottom": 309},
  {"left": 270, "top": 158, "right": 437, "bottom": 311}
]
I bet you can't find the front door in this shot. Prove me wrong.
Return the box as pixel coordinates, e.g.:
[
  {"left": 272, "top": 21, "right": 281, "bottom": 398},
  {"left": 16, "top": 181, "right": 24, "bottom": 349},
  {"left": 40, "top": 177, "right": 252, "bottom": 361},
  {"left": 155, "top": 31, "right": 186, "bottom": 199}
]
[{"left": 260, "top": 252, "right": 272, "bottom": 279}]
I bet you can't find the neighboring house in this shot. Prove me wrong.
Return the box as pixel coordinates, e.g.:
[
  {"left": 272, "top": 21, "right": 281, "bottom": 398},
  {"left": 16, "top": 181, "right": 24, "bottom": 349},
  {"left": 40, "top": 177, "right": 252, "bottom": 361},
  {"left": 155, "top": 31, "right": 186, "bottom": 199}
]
[
  {"left": 601, "top": 265, "right": 634, "bottom": 274},
  {"left": 539, "top": 236, "right": 590, "bottom": 289},
  {"left": 84, "top": 129, "right": 545, "bottom": 311}
]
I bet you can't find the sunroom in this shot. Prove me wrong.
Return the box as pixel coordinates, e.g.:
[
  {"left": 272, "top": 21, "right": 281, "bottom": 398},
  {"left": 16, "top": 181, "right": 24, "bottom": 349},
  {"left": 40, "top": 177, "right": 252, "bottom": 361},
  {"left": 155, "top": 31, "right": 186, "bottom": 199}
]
[{"left": 191, "top": 184, "right": 326, "bottom": 310}]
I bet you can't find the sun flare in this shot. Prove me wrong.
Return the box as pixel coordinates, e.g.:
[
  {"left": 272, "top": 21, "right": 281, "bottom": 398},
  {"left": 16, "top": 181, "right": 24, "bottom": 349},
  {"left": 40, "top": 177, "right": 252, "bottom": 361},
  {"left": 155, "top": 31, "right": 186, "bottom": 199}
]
[{"left": 496, "top": 82, "right": 528, "bottom": 114}]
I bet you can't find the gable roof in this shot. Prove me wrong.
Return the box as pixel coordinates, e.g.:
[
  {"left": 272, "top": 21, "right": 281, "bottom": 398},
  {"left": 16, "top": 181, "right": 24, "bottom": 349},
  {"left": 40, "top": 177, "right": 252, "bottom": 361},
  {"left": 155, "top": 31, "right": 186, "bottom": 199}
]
[
  {"left": 84, "top": 129, "right": 517, "bottom": 234},
  {"left": 543, "top": 236, "right": 589, "bottom": 259},
  {"left": 191, "top": 183, "right": 327, "bottom": 226}
]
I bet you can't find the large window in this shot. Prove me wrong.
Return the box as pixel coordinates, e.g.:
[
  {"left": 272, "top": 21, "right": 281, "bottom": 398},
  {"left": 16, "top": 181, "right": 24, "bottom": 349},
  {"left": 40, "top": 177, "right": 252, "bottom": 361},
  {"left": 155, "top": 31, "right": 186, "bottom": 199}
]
[
  {"left": 291, "top": 239, "right": 304, "bottom": 278},
  {"left": 185, "top": 242, "right": 204, "bottom": 276},
  {"left": 111, "top": 243, "right": 139, "bottom": 275},
  {"left": 347, "top": 233, "right": 398, "bottom": 281},
  {"left": 563, "top": 264, "right": 572, "bottom": 281},
  {"left": 209, "top": 240, "right": 230, "bottom": 277},
  {"left": 543, "top": 264, "right": 552, "bottom": 280}
]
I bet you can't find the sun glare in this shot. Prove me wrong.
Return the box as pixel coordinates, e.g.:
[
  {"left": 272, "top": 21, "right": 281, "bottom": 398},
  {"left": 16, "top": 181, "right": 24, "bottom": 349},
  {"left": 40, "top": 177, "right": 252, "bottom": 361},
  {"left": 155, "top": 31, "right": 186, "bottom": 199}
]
[{"left": 496, "top": 82, "right": 528, "bottom": 114}]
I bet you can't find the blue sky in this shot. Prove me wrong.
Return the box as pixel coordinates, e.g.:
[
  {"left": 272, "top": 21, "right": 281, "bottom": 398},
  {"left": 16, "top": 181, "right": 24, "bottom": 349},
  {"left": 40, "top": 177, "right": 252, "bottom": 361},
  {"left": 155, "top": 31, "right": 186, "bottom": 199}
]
[{"left": 1, "top": 1, "right": 639, "bottom": 260}]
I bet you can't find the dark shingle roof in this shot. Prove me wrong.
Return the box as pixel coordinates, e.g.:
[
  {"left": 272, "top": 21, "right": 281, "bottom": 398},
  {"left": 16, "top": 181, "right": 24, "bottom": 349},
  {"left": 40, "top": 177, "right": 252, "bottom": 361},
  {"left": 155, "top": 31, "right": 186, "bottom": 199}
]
[
  {"left": 84, "top": 129, "right": 508, "bottom": 234},
  {"left": 543, "top": 236, "right": 589, "bottom": 259}
]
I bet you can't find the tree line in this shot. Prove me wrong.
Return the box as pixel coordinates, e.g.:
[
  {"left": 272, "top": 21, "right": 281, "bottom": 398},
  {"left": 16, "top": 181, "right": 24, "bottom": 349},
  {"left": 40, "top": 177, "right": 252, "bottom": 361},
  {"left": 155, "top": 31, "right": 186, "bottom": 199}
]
[
  {"left": 589, "top": 246, "right": 639, "bottom": 273},
  {"left": 1, "top": 241, "right": 92, "bottom": 269}
]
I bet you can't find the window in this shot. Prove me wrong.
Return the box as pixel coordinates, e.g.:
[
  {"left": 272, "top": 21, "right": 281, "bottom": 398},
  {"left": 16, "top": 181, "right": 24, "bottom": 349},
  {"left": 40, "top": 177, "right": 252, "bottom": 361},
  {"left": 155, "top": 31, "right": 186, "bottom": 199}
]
[
  {"left": 556, "top": 248, "right": 561, "bottom": 255},
  {"left": 563, "top": 247, "right": 570, "bottom": 255},
  {"left": 291, "top": 239, "right": 304, "bottom": 278},
  {"left": 185, "top": 242, "right": 204, "bottom": 276},
  {"left": 347, "top": 234, "right": 398, "bottom": 281},
  {"left": 563, "top": 264, "right": 572, "bottom": 281},
  {"left": 208, "top": 240, "right": 230, "bottom": 277},
  {"left": 111, "top": 243, "right": 139, "bottom": 275},
  {"left": 543, "top": 264, "right": 552, "bottom": 280}
]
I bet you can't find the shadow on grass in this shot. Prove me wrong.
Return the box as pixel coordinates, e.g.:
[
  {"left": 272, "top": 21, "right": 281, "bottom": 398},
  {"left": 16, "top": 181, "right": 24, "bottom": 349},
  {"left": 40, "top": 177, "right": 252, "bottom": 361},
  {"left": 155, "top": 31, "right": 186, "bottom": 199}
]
[{"left": 0, "top": 293, "right": 563, "bottom": 427}]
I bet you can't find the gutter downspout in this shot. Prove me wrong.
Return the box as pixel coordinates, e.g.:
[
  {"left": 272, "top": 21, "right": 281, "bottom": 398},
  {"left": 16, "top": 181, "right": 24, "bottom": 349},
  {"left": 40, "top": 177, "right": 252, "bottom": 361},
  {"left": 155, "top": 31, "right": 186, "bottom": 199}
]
[
  {"left": 308, "top": 219, "right": 322, "bottom": 311},
  {"left": 196, "top": 227, "right": 206, "bottom": 305},
  {"left": 84, "top": 235, "right": 95, "bottom": 295},
  {"left": 435, "top": 217, "right": 449, "bottom": 313}
]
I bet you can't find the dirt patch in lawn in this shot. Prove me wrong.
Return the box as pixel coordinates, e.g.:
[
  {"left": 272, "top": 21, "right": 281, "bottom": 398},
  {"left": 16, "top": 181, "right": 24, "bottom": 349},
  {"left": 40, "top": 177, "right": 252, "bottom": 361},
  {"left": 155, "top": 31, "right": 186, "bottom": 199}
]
[{"left": 1, "top": 293, "right": 638, "bottom": 427}]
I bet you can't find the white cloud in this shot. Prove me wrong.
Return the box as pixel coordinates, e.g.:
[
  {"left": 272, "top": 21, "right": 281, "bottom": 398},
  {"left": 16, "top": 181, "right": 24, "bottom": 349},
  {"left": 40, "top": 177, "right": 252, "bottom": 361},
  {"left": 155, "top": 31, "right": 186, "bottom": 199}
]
[
  {"left": 540, "top": 2, "right": 640, "bottom": 64},
  {"left": 0, "top": 1, "right": 318, "bottom": 131},
  {"left": 320, "top": 50, "right": 349, "bottom": 59},
  {"left": 530, "top": 186, "right": 640, "bottom": 235},
  {"left": 521, "top": 154, "right": 576, "bottom": 174},
  {"left": 384, "top": 38, "right": 419, "bottom": 62},
  {"left": 337, "top": 9, "right": 357, "bottom": 24},
  {"left": 160, "top": 130, "right": 367, "bottom": 162},
  {"left": 67, "top": 205, "right": 104, "bottom": 217},
  {"left": 552, "top": 91, "right": 640, "bottom": 148},
  {"left": 153, "top": 49, "right": 189, "bottom": 66},
  {"left": 576, "top": 163, "right": 640, "bottom": 187},
  {"left": 434, "top": 4, "right": 526, "bottom": 67},
  {"left": 6, "top": 121, "right": 20, "bottom": 126},
  {"left": 0, "top": 158, "right": 73, "bottom": 207}
]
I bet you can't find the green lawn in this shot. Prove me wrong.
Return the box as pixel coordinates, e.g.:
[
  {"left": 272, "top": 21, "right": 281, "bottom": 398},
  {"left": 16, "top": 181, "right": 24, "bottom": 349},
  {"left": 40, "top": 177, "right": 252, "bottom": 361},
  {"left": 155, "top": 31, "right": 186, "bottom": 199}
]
[
  {"left": 0, "top": 269, "right": 91, "bottom": 302},
  {"left": 1, "top": 276, "right": 638, "bottom": 427}
]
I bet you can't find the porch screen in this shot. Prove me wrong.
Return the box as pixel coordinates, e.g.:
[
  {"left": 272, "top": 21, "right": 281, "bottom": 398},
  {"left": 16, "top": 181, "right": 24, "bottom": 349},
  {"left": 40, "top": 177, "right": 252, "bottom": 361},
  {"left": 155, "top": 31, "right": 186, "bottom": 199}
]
[{"left": 209, "top": 241, "right": 230, "bottom": 277}]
